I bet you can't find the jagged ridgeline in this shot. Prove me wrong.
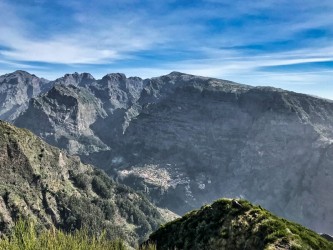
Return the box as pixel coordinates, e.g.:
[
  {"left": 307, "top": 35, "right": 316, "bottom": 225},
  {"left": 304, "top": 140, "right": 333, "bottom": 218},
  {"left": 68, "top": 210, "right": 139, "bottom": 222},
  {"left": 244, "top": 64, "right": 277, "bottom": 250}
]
[
  {"left": 4, "top": 70, "right": 333, "bottom": 235},
  {"left": 0, "top": 70, "right": 52, "bottom": 121},
  {"left": 147, "top": 199, "right": 333, "bottom": 250},
  {"left": 0, "top": 121, "right": 170, "bottom": 247}
]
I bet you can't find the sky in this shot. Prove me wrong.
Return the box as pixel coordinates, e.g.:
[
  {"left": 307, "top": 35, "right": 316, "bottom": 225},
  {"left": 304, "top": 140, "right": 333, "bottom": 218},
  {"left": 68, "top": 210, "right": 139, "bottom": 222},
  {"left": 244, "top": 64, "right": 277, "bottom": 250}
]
[{"left": 0, "top": 0, "right": 333, "bottom": 99}]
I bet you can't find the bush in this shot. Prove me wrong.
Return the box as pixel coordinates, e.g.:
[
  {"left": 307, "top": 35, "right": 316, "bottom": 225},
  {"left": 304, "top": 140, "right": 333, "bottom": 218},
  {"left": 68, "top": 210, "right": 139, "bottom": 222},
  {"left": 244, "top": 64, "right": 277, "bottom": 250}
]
[
  {"left": 71, "top": 173, "right": 89, "bottom": 190},
  {"left": 92, "top": 176, "right": 111, "bottom": 199}
]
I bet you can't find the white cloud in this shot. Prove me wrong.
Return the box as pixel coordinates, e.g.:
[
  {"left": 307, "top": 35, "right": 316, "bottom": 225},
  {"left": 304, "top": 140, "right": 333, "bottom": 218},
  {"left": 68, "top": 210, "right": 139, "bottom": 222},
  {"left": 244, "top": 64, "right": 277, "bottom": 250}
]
[
  {"left": 1, "top": 39, "right": 119, "bottom": 64},
  {"left": 0, "top": 0, "right": 167, "bottom": 64},
  {"left": 1, "top": 0, "right": 333, "bottom": 65},
  {"left": 0, "top": 0, "right": 333, "bottom": 100}
]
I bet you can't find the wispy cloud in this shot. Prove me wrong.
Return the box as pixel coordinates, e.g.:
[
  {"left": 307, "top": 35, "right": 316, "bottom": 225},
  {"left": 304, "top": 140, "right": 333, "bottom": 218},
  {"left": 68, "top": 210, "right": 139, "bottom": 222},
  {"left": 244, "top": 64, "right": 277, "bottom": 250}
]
[
  {"left": 0, "top": 0, "right": 167, "bottom": 64},
  {"left": 0, "top": 0, "right": 333, "bottom": 98}
]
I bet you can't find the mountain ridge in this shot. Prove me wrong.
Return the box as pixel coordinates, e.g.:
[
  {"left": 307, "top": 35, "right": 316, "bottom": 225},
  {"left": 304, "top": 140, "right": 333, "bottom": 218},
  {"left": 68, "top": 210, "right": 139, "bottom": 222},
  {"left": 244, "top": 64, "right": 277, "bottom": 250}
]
[
  {"left": 0, "top": 120, "right": 174, "bottom": 247},
  {"left": 2, "top": 70, "right": 333, "bottom": 235},
  {"left": 0, "top": 70, "right": 52, "bottom": 121},
  {"left": 147, "top": 198, "right": 333, "bottom": 250}
]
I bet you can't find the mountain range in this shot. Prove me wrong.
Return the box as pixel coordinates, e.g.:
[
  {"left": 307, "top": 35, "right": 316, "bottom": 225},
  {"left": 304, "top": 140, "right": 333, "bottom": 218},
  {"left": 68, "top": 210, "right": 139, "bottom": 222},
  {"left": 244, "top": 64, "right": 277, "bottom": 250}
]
[
  {"left": 1, "top": 70, "right": 333, "bottom": 236},
  {"left": 0, "top": 120, "right": 175, "bottom": 248}
]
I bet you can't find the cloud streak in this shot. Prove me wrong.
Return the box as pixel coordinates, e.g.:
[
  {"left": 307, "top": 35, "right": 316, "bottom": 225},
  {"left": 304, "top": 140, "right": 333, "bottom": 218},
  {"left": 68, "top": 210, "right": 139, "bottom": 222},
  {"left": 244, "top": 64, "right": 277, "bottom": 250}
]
[{"left": 0, "top": 0, "right": 333, "bottom": 98}]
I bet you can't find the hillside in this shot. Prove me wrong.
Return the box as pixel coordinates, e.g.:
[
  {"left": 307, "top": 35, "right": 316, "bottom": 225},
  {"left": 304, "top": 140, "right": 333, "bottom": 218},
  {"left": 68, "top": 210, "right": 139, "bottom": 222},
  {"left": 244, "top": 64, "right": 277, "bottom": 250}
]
[
  {"left": 0, "top": 120, "right": 174, "bottom": 247},
  {"left": 115, "top": 72, "right": 333, "bottom": 235},
  {"left": 147, "top": 198, "right": 333, "bottom": 250},
  {"left": 5, "top": 71, "right": 333, "bottom": 234}
]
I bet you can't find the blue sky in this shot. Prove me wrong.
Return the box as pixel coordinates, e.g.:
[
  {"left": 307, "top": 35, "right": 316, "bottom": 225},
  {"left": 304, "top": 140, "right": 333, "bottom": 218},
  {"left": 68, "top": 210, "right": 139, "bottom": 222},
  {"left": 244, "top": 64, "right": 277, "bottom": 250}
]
[{"left": 0, "top": 0, "right": 333, "bottom": 99}]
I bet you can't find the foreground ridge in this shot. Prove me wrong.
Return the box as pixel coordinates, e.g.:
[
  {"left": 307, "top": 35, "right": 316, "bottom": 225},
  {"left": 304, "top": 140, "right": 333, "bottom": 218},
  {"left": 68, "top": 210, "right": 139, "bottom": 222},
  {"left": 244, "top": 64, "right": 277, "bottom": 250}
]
[{"left": 147, "top": 198, "right": 333, "bottom": 250}]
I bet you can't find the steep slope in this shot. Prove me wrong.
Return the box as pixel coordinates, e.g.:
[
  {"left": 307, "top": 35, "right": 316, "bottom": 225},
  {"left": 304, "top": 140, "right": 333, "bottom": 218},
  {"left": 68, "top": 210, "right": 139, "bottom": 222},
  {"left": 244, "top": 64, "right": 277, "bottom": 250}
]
[
  {"left": 114, "top": 72, "right": 333, "bottom": 234},
  {"left": 0, "top": 120, "right": 171, "bottom": 247},
  {"left": 87, "top": 73, "right": 145, "bottom": 143},
  {"left": 15, "top": 73, "right": 145, "bottom": 155},
  {"left": 147, "top": 198, "right": 333, "bottom": 250},
  {"left": 0, "top": 70, "right": 51, "bottom": 121},
  {"left": 11, "top": 71, "right": 333, "bottom": 235},
  {"left": 50, "top": 72, "right": 96, "bottom": 87},
  {"left": 14, "top": 84, "right": 109, "bottom": 155}
]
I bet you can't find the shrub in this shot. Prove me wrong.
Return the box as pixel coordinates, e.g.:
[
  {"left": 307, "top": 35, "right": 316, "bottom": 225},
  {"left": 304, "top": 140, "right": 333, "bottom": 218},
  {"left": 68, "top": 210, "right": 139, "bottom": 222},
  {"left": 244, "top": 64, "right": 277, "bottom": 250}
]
[
  {"left": 71, "top": 173, "right": 89, "bottom": 190},
  {"left": 92, "top": 176, "right": 111, "bottom": 199}
]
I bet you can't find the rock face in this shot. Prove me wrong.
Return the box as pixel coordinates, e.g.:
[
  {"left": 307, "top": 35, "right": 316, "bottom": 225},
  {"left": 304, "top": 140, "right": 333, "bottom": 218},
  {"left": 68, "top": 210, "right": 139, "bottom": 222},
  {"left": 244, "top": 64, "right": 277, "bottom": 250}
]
[
  {"left": 111, "top": 72, "right": 333, "bottom": 235},
  {"left": 50, "top": 72, "right": 96, "bottom": 87},
  {"left": 0, "top": 120, "right": 171, "bottom": 247},
  {"left": 0, "top": 70, "right": 51, "bottom": 121},
  {"left": 15, "top": 84, "right": 109, "bottom": 155},
  {"left": 9, "top": 71, "right": 333, "bottom": 235},
  {"left": 15, "top": 73, "right": 145, "bottom": 155},
  {"left": 147, "top": 198, "right": 333, "bottom": 250}
]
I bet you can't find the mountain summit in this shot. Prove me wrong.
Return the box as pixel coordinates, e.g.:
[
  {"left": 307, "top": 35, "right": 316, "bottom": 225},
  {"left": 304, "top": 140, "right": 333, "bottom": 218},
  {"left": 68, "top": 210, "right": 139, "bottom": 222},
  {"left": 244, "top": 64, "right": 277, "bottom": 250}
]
[
  {"left": 0, "top": 71, "right": 51, "bottom": 121},
  {"left": 2, "top": 70, "right": 333, "bottom": 235}
]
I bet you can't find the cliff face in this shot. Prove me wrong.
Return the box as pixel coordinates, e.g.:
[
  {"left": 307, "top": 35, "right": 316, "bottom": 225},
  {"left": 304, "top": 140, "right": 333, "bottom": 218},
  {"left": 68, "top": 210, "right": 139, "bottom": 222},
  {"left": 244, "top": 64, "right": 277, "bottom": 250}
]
[
  {"left": 114, "top": 72, "right": 333, "bottom": 234},
  {"left": 14, "top": 73, "right": 145, "bottom": 155},
  {"left": 147, "top": 198, "right": 333, "bottom": 250},
  {"left": 0, "top": 70, "right": 51, "bottom": 121},
  {"left": 9, "top": 71, "right": 333, "bottom": 234},
  {"left": 0, "top": 121, "right": 171, "bottom": 247},
  {"left": 14, "top": 84, "right": 109, "bottom": 155}
]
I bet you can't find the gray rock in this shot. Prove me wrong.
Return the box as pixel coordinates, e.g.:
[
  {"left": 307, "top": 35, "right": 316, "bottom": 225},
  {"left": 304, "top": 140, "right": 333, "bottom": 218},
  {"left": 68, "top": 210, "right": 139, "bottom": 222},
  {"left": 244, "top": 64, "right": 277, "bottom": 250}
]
[
  {"left": 9, "top": 71, "right": 333, "bottom": 235},
  {"left": 0, "top": 70, "right": 52, "bottom": 121},
  {"left": 15, "top": 84, "right": 109, "bottom": 155},
  {"left": 51, "top": 72, "right": 96, "bottom": 87},
  {"left": 113, "top": 72, "right": 333, "bottom": 234}
]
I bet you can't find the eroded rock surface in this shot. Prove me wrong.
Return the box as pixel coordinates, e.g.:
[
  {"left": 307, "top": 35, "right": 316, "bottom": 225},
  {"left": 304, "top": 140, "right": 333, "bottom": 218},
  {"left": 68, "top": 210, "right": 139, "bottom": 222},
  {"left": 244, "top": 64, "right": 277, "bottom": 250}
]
[
  {"left": 0, "top": 70, "right": 51, "bottom": 121},
  {"left": 9, "top": 71, "right": 333, "bottom": 234}
]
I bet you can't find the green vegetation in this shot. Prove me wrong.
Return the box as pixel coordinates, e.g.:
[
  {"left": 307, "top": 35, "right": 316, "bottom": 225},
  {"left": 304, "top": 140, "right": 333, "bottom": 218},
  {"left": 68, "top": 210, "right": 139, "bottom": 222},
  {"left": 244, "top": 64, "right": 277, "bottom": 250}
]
[
  {"left": 0, "top": 120, "right": 166, "bottom": 247},
  {"left": 0, "top": 219, "right": 125, "bottom": 250},
  {"left": 148, "top": 199, "right": 333, "bottom": 250},
  {"left": 0, "top": 219, "right": 157, "bottom": 250}
]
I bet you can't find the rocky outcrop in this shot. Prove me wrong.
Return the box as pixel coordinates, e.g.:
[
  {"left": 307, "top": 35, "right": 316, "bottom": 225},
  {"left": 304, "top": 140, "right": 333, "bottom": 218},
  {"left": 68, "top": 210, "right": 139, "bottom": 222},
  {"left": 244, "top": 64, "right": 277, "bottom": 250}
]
[
  {"left": 9, "top": 71, "right": 333, "bottom": 235},
  {"left": 15, "top": 73, "right": 145, "bottom": 155},
  {"left": 0, "top": 120, "right": 173, "bottom": 247},
  {"left": 50, "top": 72, "right": 96, "bottom": 87},
  {"left": 147, "top": 198, "right": 333, "bottom": 250},
  {"left": 15, "top": 84, "right": 109, "bottom": 155},
  {"left": 0, "top": 70, "right": 52, "bottom": 121},
  {"left": 108, "top": 72, "right": 333, "bottom": 235}
]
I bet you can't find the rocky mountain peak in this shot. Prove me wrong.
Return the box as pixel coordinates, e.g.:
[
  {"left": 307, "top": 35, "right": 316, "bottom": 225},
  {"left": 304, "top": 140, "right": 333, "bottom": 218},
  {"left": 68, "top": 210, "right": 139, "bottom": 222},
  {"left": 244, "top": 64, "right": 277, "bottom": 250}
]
[
  {"left": 100, "top": 73, "right": 127, "bottom": 90},
  {"left": 12, "top": 70, "right": 35, "bottom": 77},
  {"left": 15, "top": 83, "right": 108, "bottom": 155},
  {"left": 139, "top": 72, "right": 244, "bottom": 105},
  {"left": 8, "top": 70, "right": 333, "bottom": 236},
  {"left": 103, "top": 72, "right": 127, "bottom": 80},
  {"left": 0, "top": 71, "right": 52, "bottom": 121},
  {"left": 0, "top": 70, "right": 38, "bottom": 84},
  {"left": 53, "top": 72, "right": 96, "bottom": 87},
  {"left": 80, "top": 72, "right": 95, "bottom": 80},
  {"left": 168, "top": 71, "right": 185, "bottom": 75}
]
